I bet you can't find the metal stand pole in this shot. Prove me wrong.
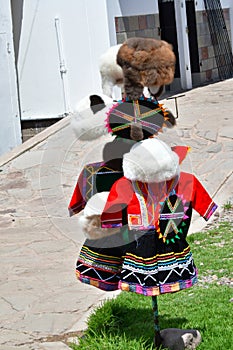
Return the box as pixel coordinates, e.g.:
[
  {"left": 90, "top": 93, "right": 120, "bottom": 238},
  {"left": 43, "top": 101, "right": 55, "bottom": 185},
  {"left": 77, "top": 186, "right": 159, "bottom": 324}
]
[
  {"left": 152, "top": 296, "right": 162, "bottom": 348},
  {"left": 167, "top": 94, "right": 185, "bottom": 119}
]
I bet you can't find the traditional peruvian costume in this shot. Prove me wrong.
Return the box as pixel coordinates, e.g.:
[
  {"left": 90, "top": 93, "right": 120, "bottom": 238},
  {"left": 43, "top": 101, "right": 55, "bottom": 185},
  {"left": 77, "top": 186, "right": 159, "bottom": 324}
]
[
  {"left": 69, "top": 89, "right": 216, "bottom": 349},
  {"left": 69, "top": 139, "right": 217, "bottom": 296}
]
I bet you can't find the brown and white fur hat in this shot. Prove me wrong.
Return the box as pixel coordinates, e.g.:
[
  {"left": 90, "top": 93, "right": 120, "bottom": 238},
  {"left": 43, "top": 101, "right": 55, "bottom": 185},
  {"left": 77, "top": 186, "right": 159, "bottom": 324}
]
[{"left": 117, "top": 37, "right": 176, "bottom": 100}]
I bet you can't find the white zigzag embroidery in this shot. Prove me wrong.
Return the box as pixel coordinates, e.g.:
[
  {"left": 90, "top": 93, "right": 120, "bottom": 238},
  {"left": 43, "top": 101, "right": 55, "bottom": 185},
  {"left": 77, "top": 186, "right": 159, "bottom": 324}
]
[{"left": 79, "top": 264, "right": 119, "bottom": 282}]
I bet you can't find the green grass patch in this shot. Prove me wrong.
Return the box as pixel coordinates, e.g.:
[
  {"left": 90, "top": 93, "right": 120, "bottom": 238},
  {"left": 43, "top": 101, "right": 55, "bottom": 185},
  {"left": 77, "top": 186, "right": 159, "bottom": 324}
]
[
  {"left": 222, "top": 201, "right": 233, "bottom": 210},
  {"left": 70, "top": 221, "right": 233, "bottom": 349}
]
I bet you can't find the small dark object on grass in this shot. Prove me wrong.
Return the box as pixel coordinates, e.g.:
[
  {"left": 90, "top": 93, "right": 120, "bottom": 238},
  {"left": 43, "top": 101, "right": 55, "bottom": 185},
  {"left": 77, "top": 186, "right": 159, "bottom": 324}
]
[{"left": 156, "top": 328, "right": 201, "bottom": 350}]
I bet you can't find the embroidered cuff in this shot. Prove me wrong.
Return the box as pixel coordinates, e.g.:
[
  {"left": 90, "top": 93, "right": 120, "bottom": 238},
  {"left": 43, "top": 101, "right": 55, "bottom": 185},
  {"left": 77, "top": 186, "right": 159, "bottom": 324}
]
[
  {"left": 203, "top": 202, "right": 218, "bottom": 221},
  {"left": 101, "top": 223, "right": 123, "bottom": 228},
  {"left": 68, "top": 200, "right": 86, "bottom": 216}
]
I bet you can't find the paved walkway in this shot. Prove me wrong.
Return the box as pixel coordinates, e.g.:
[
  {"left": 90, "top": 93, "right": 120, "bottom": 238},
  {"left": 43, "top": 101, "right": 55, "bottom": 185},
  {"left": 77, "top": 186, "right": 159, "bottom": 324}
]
[{"left": 0, "top": 79, "right": 233, "bottom": 349}]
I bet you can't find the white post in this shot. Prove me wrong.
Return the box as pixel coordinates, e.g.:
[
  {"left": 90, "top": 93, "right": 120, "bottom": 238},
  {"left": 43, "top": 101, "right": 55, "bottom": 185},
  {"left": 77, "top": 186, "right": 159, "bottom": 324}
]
[
  {"left": 0, "top": 0, "right": 22, "bottom": 156},
  {"left": 174, "top": 0, "right": 192, "bottom": 90}
]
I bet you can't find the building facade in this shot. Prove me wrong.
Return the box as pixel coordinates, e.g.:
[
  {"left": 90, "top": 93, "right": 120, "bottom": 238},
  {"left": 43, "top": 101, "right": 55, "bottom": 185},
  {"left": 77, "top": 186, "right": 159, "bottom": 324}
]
[
  {"left": 0, "top": 0, "right": 233, "bottom": 154},
  {"left": 111, "top": 0, "right": 233, "bottom": 91}
]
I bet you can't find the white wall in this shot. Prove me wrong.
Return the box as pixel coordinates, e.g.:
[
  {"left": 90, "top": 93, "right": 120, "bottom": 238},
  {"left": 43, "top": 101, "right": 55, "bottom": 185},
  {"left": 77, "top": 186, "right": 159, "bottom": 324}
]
[
  {"left": 17, "top": 0, "right": 111, "bottom": 120},
  {"left": 16, "top": 0, "right": 233, "bottom": 121},
  {"left": 0, "top": 0, "right": 22, "bottom": 155}
]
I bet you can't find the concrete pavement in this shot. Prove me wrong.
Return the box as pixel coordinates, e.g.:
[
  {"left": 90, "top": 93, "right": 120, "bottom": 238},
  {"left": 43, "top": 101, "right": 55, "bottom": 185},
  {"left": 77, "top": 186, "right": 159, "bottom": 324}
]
[{"left": 0, "top": 79, "right": 233, "bottom": 349}]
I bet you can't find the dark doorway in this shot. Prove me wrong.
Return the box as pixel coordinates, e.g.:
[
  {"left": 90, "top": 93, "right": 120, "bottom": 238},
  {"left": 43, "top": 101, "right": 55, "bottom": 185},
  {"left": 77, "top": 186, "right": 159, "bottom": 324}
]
[
  {"left": 158, "top": 0, "right": 180, "bottom": 78},
  {"left": 158, "top": 0, "right": 200, "bottom": 79},
  {"left": 186, "top": 0, "right": 200, "bottom": 73}
]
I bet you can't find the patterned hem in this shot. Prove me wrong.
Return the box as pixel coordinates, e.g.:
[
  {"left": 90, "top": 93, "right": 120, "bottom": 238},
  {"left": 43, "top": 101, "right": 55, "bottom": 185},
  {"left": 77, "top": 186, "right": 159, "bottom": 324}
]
[
  {"left": 119, "top": 274, "right": 198, "bottom": 296},
  {"left": 76, "top": 269, "right": 198, "bottom": 296},
  {"left": 76, "top": 271, "right": 119, "bottom": 292}
]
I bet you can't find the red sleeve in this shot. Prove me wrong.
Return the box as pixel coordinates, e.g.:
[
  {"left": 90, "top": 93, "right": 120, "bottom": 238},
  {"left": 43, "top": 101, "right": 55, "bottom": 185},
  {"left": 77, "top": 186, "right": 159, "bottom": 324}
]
[
  {"left": 171, "top": 145, "right": 190, "bottom": 164},
  {"left": 68, "top": 169, "right": 86, "bottom": 216},
  {"left": 101, "top": 177, "right": 134, "bottom": 228},
  {"left": 191, "top": 175, "right": 218, "bottom": 221}
]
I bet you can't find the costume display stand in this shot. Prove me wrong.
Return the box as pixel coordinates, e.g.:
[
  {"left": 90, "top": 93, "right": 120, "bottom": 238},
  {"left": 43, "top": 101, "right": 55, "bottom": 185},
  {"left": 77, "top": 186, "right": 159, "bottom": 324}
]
[
  {"left": 69, "top": 37, "right": 218, "bottom": 349},
  {"left": 152, "top": 296, "right": 162, "bottom": 347}
]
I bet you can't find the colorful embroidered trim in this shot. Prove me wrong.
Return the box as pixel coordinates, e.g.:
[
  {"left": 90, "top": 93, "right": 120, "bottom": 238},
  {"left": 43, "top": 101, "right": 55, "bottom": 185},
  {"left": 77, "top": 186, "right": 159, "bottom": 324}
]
[
  {"left": 131, "top": 181, "right": 166, "bottom": 230},
  {"left": 122, "top": 246, "right": 193, "bottom": 271},
  {"left": 76, "top": 271, "right": 119, "bottom": 291},
  {"left": 102, "top": 221, "right": 123, "bottom": 228},
  {"left": 78, "top": 246, "right": 123, "bottom": 273},
  {"left": 105, "top": 97, "right": 169, "bottom": 139},
  {"left": 159, "top": 212, "right": 184, "bottom": 220},
  {"left": 119, "top": 273, "right": 198, "bottom": 296},
  {"left": 132, "top": 181, "right": 150, "bottom": 229},
  {"left": 83, "top": 163, "right": 122, "bottom": 201},
  {"left": 204, "top": 202, "right": 218, "bottom": 221},
  {"left": 157, "top": 193, "right": 190, "bottom": 243}
]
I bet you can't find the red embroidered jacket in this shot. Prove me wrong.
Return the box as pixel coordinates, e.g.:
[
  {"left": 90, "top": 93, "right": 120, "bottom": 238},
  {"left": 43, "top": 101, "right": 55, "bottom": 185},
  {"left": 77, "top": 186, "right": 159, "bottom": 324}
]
[
  {"left": 100, "top": 172, "right": 217, "bottom": 231},
  {"left": 68, "top": 146, "right": 190, "bottom": 217}
]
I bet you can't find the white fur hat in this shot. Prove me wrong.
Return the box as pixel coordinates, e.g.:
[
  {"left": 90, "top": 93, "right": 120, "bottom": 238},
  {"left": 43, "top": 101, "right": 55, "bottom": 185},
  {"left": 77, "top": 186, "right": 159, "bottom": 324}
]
[
  {"left": 71, "top": 94, "right": 113, "bottom": 141},
  {"left": 123, "top": 138, "right": 179, "bottom": 183},
  {"left": 83, "top": 192, "right": 109, "bottom": 217},
  {"left": 78, "top": 192, "right": 119, "bottom": 240}
]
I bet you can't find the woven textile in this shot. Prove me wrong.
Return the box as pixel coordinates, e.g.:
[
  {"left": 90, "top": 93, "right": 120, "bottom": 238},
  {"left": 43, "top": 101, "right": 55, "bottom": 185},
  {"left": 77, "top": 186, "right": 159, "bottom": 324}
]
[
  {"left": 69, "top": 161, "right": 123, "bottom": 216},
  {"left": 76, "top": 232, "right": 198, "bottom": 296},
  {"left": 75, "top": 171, "right": 217, "bottom": 296},
  {"left": 72, "top": 146, "right": 217, "bottom": 296},
  {"left": 106, "top": 97, "right": 169, "bottom": 140}
]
